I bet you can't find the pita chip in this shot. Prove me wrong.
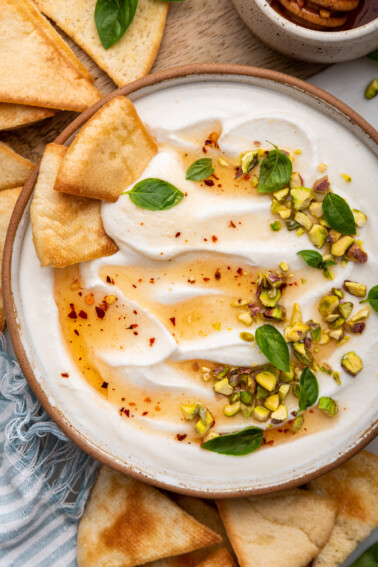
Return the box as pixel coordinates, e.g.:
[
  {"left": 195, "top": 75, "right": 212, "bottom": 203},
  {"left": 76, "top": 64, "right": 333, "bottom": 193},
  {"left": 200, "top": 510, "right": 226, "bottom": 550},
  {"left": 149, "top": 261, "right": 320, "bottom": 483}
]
[
  {"left": 195, "top": 548, "right": 237, "bottom": 567},
  {"left": 0, "top": 187, "right": 22, "bottom": 331},
  {"left": 30, "top": 143, "right": 118, "bottom": 268},
  {"left": 0, "top": 0, "right": 101, "bottom": 111},
  {"left": 0, "top": 143, "right": 34, "bottom": 191},
  {"left": 0, "top": 103, "right": 54, "bottom": 131},
  {"left": 34, "top": 0, "right": 168, "bottom": 87},
  {"left": 54, "top": 96, "right": 157, "bottom": 202},
  {"left": 77, "top": 466, "right": 221, "bottom": 567},
  {"left": 217, "top": 488, "right": 337, "bottom": 567},
  {"left": 308, "top": 450, "right": 378, "bottom": 567}
]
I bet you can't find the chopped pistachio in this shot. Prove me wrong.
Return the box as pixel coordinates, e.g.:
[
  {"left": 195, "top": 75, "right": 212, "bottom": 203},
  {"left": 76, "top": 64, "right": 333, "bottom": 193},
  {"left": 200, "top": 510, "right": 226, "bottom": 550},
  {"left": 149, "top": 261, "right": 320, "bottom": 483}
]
[
  {"left": 327, "top": 229, "right": 341, "bottom": 244},
  {"left": 292, "top": 414, "right": 304, "bottom": 432},
  {"left": 241, "top": 403, "right": 255, "bottom": 417},
  {"left": 259, "top": 288, "right": 281, "bottom": 308},
  {"left": 309, "top": 324, "right": 321, "bottom": 343},
  {"left": 240, "top": 390, "right": 253, "bottom": 405},
  {"left": 241, "top": 151, "right": 258, "bottom": 173},
  {"left": 329, "top": 317, "right": 345, "bottom": 329},
  {"left": 240, "top": 331, "right": 255, "bottom": 343},
  {"left": 238, "top": 312, "right": 253, "bottom": 326},
  {"left": 325, "top": 313, "right": 339, "bottom": 323},
  {"left": 218, "top": 157, "right": 230, "bottom": 167},
  {"left": 284, "top": 322, "right": 310, "bottom": 343},
  {"left": 341, "top": 259, "right": 348, "bottom": 268},
  {"left": 229, "top": 392, "right": 241, "bottom": 404},
  {"left": 257, "top": 148, "right": 266, "bottom": 158},
  {"left": 320, "top": 219, "right": 331, "bottom": 228},
  {"left": 271, "top": 404, "right": 288, "bottom": 423},
  {"left": 329, "top": 329, "right": 344, "bottom": 341},
  {"left": 280, "top": 363, "right": 295, "bottom": 383},
  {"left": 256, "top": 385, "right": 269, "bottom": 400},
  {"left": 341, "top": 351, "right": 363, "bottom": 376},
  {"left": 294, "top": 148, "right": 302, "bottom": 155},
  {"left": 286, "top": 219, "right": 301, "bottom": 231},
  {"left": 292, "top": 342, "right": 313, "bottom": 366},
  {"left": 214, "top": 378, "right": 234, "bottom": 396},
  {"left": 319, "top": 330, "right": 330, "bottom": 345},
  {"left": 352, "top": 209, "right": 367, "bottom": 228},
  {"left": 251, "top": 175, "right": 258, "bottom": 187},
  {"left": 296, "top": 227, "right": 305, "bottom": 237},
  {"left": 195, "top": 408, "right": 214, "bottom": 435},
  {"left": 255, "top": 370, "right": 277, "bottom": 392},
  {"left": 180, "top": 403, "right": 200, "bottom": 420},
  {"left": 253, "top": 405, "right": 271, "bottom": 422},
  {"left": 279, "top": 262, "right": 289, "bottom": 272},
  {"left": 365, "top": 78, "right": 378, "bottom": 100},
  {"left": 331, "top": 236, "right": 355, "bottom": 257},
  {"left": 309, "top": 201, "right": 323, "bottom": 218},
  {"left": 223, "top": 401, "right": 241, "bottom": 417},
  {"left": 204, "top": 431, "right": 220, "bottom": 442},
  {"left": 217, "top": 366, "right": 229, "bottom": 379},
  {"left": 344, "top": 321, "right": 366, "bottom": 334},
  {"left": 291, "top": 187, "right": 313, "bottom": 211},
  {"left": 320, "top": 364, "right": 333, "bottom": 375},
  {"left": 289, "top": 171, "right": 302, "bottom": 189},
  {"left": 270, "top": 221, "right": 282, "bottom": 231},
  {"left": 349, "top": 307, "right": 370, "bottom": 322},
  {"left": 333, "top": 371, "right": 341, "bottom": 385},
  {"left": 295, "top": 211, "right": 313, "bottom": 231},
  {"left": 345, "top": 242, "right": 368, "bottom": 264},
  {"left": 317, "top": 163, "right": 328, "bottom": 173},
  {"left": 273, "top": 187, "right": 290, "bottom": 201},
  {"left": 264, "top": 394, "right": 280, "bottom": 412},
  {"left": 341, "top": 173, "right": 352, "bottom": 183},
  {"left": 332, "top": 287, "right": 344, "bottom": 298},
  {"left": 318, "top": 396, "right": 338, "bottom": 417},
  {"left": 309, "top": 224, "right": 328, "bottom": 248},
  {"left": 336, "top": 336, "right": 350, "bottom": 347},
  {"left": 279, "top": 384, "right": 290, "bottom": 401},
  {"left": 212, "top": 322, "right": 221, "bottom": 331},
  {"left": 292, "top": 383, "right": 301, "bottom": 398},
  {"left": 319, "top": 295, "right": 339, "bottom": 318},
  {"left": 343, "top": 280, "right": 367, "bottom": 298},
  {"left": 337, "top": 302, "right": 353, "bottom": 319},
  {"left": 231, "top": 298, "right": 249, "bottom": 307},
  {"left": 264, "top": 305, "right": 286, "bottom": 321}
]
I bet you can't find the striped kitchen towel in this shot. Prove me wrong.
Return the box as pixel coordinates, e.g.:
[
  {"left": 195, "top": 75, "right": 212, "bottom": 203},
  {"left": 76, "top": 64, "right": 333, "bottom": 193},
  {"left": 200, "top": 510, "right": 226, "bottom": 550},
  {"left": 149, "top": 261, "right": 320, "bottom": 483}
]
[{"left": 0, "top": 334, "right": 99, "bottom": 567}]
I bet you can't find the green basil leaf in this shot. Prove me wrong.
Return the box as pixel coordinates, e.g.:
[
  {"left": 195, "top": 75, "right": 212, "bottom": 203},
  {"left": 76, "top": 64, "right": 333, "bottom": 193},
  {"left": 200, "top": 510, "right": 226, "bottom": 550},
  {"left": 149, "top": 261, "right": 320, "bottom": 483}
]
[
  {"left": 95, "top": 0, "right": 138, "bottom": 50},
  {"left": 298, "top": 368, "right": 319, "bottom": 412},
  {"left": 350, "top": 542, "right": 378, "bottom": 567},
  {"left": 255, "top": 324, "right": 290, "bottom": 372},
  {"left": 257, "top": 144, "right": 292, "bottom": 193},
  {"left": 297, "top": 250, "right": 324, "bottom": 269},
  {"left": 201, "top": 426, "right": 264, "bottom": 456},
  {"left": 186, "top": 158, "right": 214, "bottom": 181},
  {"left": 361, "top": 284, "right": 378, "bottom": 313},
  {"left": 124, "top": 178, "right": 184, "bottom": 210},
  {"left": 322, "top": 193, "right": 356, "bottom": 235},
  {"left": 323, "top": 260, "right": 337, "bottom": 267}
]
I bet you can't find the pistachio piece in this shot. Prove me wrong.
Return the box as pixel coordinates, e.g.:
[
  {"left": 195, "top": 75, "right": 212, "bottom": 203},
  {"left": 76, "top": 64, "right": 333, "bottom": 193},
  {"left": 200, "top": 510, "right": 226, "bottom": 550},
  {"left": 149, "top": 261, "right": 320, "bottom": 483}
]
[
  {"left": 329, "top": 328, "right": 344, "bottom": 340},
  {"left": 292, "top": 414, "right": 304, "bottom": 432},
  {"left": 270, "top": 221, "right": 282, "bottom": 232},
  {"left": 240, "top": 390, "right": 253, "bottom": 405},
  {"left": 319, "top": 330, "right": 330, "bottom": 344},
  {"left": 309, "top": 224, "right": 328, "bottom": 248},
  {"left": 271, "top": 199, "right": 291, "bottom": 219},
  {"left": 256, "top": 385, "right": 269, "bottom": 400},
  {"left": 264, "top": 394, "right": 280, "bottom": 412},
  {"left": 279, "top": 262, "right": 289, "bottom": 272},
  {"left": 241, "top": 403, "right": 255, "bottom": 418},
  {"left": 344, "top": 321, "right": 365, "bottom": 334},
  {"left": 255, "top": 370, "right": 277, "bottom": 392},
  {"left": 332, "top": 287, "right": 344, "bottom": 298},
  {"left": 253, "top": 405, "right": 271, "bottom": 422},
  {"left": 280, "top": 363, "right": 295, "bottom": 383},
  {"left": 292, "top": 383, "right": 301, "bottom": 398},
  {"left": 223, "top": 401, "right": 241, "bottom": 417},
  {"left": 290, "top": 303, "right": 303, "bottom": 325},
  {"left": 240, "top": 331, "right": 255, "bottom": 342},
  {"left": 259, "top": 288, "right": 281, "bottom": 308},
  {"left": 343, "top": 280, "right": 367, "bottom": 297},
  {"left": 180, "top": 403, "right": 200, "bottom": 420},
  {"left": 309, "top": 201, "right": 323, "bottom": 218},
  {"left": 349, "top": 307, "right": 370, "bottom": 322},
  {"left": 271, "top": 404, "right": 288, "bottom": 423},
  {"left": 286, "top": 219, "right": 302, "bottom": 231},
  {"left": 327, "top": 229, "right": 341, "bottom": 244},
  {"left": 214, "top": 378, "right": 234, "bottom": 396},
  {"left": 241, "top": 151, "right": 258, "bottom": 173},
  {"left": 345, "top": 243, "right": 368, "bottom": 264},
  {"left": 294, "top": 211, "right": 312, "bottom": 231},
  {"left": 318, "top": 396, "right": 338, "bottom": 417},
  {"left": 238, "top": 312, "right": 253, "bottom": 326},
  {"left": 312, "top": 175, "right": 330, "bottom": 193},
  {"left": 341, "top": 351, "right": 363, "bottom": 376},
  {"left": 279, "top": 384, "right": 290, "bottom": 401},
  {"left": 291, "top": 187, "right": 313, "bottom": 211},
  {"left": 337, "top": 302, "right": 353, "bottom": 319},
  {"left": 352, "top": 209, "right": 367, "bottom": 228},
  {"left": 273, "top": 187, "right": 290, "bottom": 201},
  {"left": 289, "top": 171, "right": 303, "bottom": 189},
  {"left": 229, "top": 392, "right": 241, "bottom": 404},
  {"left": 364, "top": 78, "right": 378, "bottom": 100},
  {"left": 292, "top": 342, "right": 313, "bottom": 366},
  {"left": 331, "top": 235, "right": 355, "bottom": 257},
  {"left": 263, "top": 305, "right": 286, "bottom": 321},
  {"left": 195, "top": 408, "right": 214, "bottom": 436},
  {"left": 319, "top": 295, "right": 339, "bottom": 318},
  {"left": 284, "top": 322, "right": 310, "bottom": 343},
  {"left": 266, "top": 272, "right": 285, "bottom": 288}
]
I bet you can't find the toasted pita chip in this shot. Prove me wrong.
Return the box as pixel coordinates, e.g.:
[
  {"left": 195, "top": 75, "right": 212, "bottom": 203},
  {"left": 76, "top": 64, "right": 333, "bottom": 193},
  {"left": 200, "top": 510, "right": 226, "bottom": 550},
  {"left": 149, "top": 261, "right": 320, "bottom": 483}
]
[
  {"left": 34, "top": 0, "right": 168, "bottom": 87},
  {"left": 77, "top": 466, "right": 221, "bottom": 567},
  {"left": 0, "top": 103, "right": 54, "bottom": 131},
  {"left": 0, "top": 187, "right": 22, "bottom": 331},
  {"left": 30, "top": 143, "right": 118, "bottom": 268},
  {"left": 308, "top": 451, "right": 378, "bottom": 567},
  {"left": 0, "top": 0, "right": 101, "bottom": 111},
  {"left": 54, "top": 96, "right": 157, "bottom": 202},
  {"left": 0, "top": 142, "right": 34, "bottom": 191},
  {"left": 195, "top": 548, "right": 237, "bottom": 567},
  {"left": 217, "top": 488, "right": 337, "bottom": 567}
]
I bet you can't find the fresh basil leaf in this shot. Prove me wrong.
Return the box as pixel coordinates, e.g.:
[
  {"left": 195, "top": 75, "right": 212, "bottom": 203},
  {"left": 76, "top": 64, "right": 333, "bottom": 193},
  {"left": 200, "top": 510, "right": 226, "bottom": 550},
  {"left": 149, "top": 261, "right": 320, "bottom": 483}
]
[
  {"left": 201, "top": 426, "right": 264, "bottom": 456},
  {"left": 350, "top": 542, "right": 378, "bottom": 567},
  {"left": 255, "top": 324, "right": 290, "bottom": 372},
  {"left": 298, "top": 367, "right": 319, "bottom": 412},
  {"left": 361, "top": 284, "right": 378, "bottom": 313},
  {"left": 324, "top": 260, "right": 337, "bottom": 267},
  {"left": 124, "top": 178, "right": 184, "bottom": 210},
  {"left": 322, "top": 193, "right": 356, "bottom": 235},
  {"left": 297, "top": 250, "right": 324, "bottom": 269},
  {"left": 95, "top": 0, "right": 138, "bottom": 50},
  {"left": 186, "top": 158, "right": 214, "bottom": 181},
  {"left": 257, "top": 144, "right": 292, "bottom": 193}
]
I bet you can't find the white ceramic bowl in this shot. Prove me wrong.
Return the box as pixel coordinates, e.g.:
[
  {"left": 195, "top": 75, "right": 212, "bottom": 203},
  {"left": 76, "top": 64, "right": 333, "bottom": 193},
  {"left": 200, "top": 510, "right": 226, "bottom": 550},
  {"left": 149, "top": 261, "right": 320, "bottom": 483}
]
[{"left": 231, "top": 0, "right": 378, "bottom": 63}]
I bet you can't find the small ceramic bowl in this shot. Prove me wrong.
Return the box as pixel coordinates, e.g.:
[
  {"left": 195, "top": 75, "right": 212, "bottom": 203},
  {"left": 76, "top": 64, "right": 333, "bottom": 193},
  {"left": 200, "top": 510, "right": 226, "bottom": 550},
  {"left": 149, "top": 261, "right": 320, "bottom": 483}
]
[{"left": 231, "top": 0, "right": 378, "bottom": 63}]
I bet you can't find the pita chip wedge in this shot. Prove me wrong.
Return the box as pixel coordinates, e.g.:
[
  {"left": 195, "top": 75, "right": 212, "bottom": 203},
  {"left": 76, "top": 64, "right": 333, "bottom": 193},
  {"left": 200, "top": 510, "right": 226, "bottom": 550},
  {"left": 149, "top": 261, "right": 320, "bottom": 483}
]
[
  {"left": 308, "top": 450, "right": 378, "bottom": 567},
  {"left": 0, "top": 187, "right": 22, "bottom": 331},
  {"left": 77, "top": 466, "right": 221, "bottom": 567},
  {"left": 0, "top": 103, "right": 54, "bottom": 131},
  {"left": 217, "top": 488, "right": 337, "bottom": 567},
  {"left": 34, "top": 0, "right": 168, "bottom": 87},
  {"left": 195, "top": 548, "right": 237, "bottom": 567},
  {"left": 0, "top": 0, "right": 101, "bottom": 111},
  {"left": 54, "top": 96, "right": 157, "bottom": 202},
  {"left": 30, "top": 143, "right": 118, "bottom": 268},
  {"left": 0, "top": 143, "right": 34, "bottom": 191}
]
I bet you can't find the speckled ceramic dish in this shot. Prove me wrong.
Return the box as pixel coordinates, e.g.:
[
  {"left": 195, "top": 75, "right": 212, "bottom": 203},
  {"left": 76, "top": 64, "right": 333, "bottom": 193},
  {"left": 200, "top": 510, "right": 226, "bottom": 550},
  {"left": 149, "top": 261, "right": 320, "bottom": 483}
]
[
  {"left": 231, "top": 0, "right": 378, "bottom": 63},
  {"left": 3, "top": 65, "right": 378, "bottom": 497}
]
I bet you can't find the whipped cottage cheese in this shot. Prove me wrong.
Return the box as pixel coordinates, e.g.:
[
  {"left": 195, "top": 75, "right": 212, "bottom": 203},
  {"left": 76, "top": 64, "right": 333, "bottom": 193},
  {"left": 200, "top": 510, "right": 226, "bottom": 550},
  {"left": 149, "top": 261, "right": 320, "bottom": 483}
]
[{"left": 18, "top": 81, "right": 378, "bottom": 491}]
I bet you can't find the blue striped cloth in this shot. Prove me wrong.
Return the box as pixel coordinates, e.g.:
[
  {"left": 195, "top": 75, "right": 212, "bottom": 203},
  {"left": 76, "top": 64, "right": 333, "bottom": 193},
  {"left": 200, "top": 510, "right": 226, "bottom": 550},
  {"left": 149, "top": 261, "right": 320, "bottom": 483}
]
[{"left": 0, "top": 334, "right": 99, "bottom": 567}]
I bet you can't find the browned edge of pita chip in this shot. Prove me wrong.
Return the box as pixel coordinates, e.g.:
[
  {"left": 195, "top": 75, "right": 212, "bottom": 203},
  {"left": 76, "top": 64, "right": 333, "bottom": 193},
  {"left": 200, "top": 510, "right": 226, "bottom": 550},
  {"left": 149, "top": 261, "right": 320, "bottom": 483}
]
[{"left": 195, "top": 548, "right": 237, "bottom": 567}]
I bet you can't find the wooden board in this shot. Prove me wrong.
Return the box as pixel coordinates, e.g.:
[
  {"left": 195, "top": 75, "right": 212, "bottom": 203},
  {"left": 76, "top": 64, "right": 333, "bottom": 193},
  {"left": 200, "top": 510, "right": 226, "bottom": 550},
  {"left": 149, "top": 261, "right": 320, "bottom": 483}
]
[{"left": 0, "top": 0, "right": 325, "bottom": 164}]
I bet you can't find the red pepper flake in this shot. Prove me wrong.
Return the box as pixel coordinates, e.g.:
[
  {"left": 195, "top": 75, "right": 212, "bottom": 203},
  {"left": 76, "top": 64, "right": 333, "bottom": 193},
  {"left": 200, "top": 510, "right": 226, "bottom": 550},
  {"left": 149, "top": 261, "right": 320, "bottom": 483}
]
[
  {"left": 214, "top": 269, "right": 221, "bottom": 280},
  {"left": 123, "top": 409, "right": 130, "bottom": 417},
  {"left": 133, "top": 331, "right": 138, "bottom": 336},
  {"left": 229, "top": 220, "right": 236, "bottom": 228},
  {"left": 132, "top": 284, "right": 137, "bottom": 289},
  {"left": 129, "top": 402, "right": 136, "bottom": 407},
  {"left": 203, "top": 277, "right": 210, "bottom": 282},
  {"left": 244, "top": 174, "right": 250, "bottom": 181},
  {"left": 95, "top": 306, "right": 105, "bottom": 319},
  {"left": 133, "top": 310, "right": 138, "bottom": 315},
  {"left": 106, "top": 275, "right": 114, "bottom": 284},
  {"left": 68, "top": 310, "right": 77, "bottom": 319},
  {"left": 144, "top": 397, "right": 151, "bottom": 403},
  {"left": 74, "top": 329, "right": 79, "bottom": 336},
  {"left": 101, "top": 381, "right": 108, "bottom": 389},
  {"left": 142, "top": 411, "right": 148, "bottom": 416},
  {"left": 211, "top": 235, "right": 218, "bottom": 243},
  {"left": 149, "top": 337, "right": 155, "bottom": 347},
  {"left": 155, "top": 405, "right": 161, "bottom": 412},
  {"left": 78, "top": 310, "right": 88, "bottom": 319},
  {"left": 204, "top": 179, "right": 214, "bottom": 187},
  {"left": 267, "top": 440, "right": 275, "bottom": 446},
  {"left": 175, "top": 232, "right": 181, "bottom": 238},
  {"left": 237, "top": 267, "right": 243, "bottom": 275},
  {"left": 61, "top": 372, "right": 69, "bottom": 378},
  {"left": 203, "top": 238, "right": 208, "bottom": 242},
  {"left": 254, "top": 140, "right": 261, "bottom": 147},
  {"left": 176, "top": 434, "right": 187, "bottom": 442},
  {"left": 202, "top": 146, "right": 207, "bottom": 153},
  {"left": 169, "top": 317, "right": 176, "bottom": 326}
]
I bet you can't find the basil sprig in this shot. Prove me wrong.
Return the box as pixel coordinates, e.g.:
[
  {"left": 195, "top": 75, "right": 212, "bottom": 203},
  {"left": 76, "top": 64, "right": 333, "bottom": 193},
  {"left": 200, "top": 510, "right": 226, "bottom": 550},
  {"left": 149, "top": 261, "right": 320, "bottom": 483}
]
[
  {"left": 123, "top": 178, "right": 184, "bottom": 210},
  {"left": 297, "top": 250, "right": 336, "bottom": 278},
  {"left": 298, "top": 368, "right": 319, "bottom": 412},
  {"left": 255, "top": 324, "right": 290, "bottom": 372},
  {"left": 186, "top": 158, "right": 214, "bottom": 181},
  {"left": 322, "top": 193, "right": 356, "bottom": 235},
  {"left": 201, "top": 426, "right": 263, "bottom": 456},
  {"left": 257, "top": 143, "right": 292, "bottom": 193},
  {"left": 360, "top": 284, "right": 378, "bottom": 312},
  {"left": 350, "top": 542, "right": 378, "bottom": 567}
]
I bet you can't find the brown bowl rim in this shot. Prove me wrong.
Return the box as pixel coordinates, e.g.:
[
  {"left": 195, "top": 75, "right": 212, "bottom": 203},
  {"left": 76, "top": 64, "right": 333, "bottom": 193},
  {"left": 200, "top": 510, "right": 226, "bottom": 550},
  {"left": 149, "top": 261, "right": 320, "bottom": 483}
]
[{"left": 3, "top": 63, "right": 378, "bottom": 498}]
